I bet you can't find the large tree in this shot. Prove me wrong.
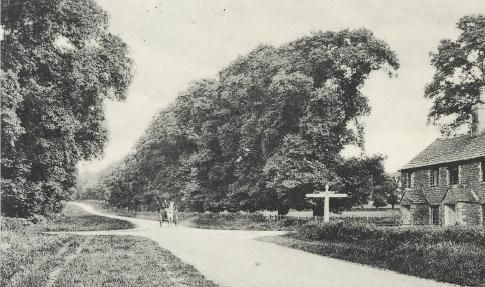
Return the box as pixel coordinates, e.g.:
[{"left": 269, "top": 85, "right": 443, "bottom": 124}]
[
  {"left": 96, "top": 29, "right": 398, "bottom": 213},
  {"left": 425, "top": 15, "right": 485, "bottom": 135},
  {"left": 1, "top": 0, "right": 133, "bottom": 217}
]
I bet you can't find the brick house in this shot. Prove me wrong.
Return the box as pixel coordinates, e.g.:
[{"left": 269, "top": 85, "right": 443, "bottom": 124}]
[{"left": 399, "top": 89, "right": 485, "bottom": 226}]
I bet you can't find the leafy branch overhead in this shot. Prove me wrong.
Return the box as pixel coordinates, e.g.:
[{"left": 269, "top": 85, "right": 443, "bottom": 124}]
[
  {"left": 1, "top": 0, "right": 133, "bottom": 217},
  {"left": 425, "top": 15, "right": 485, "bottom": 135}
]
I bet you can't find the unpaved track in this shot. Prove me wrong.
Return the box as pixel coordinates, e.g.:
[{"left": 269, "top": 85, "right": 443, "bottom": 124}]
[{"left": 68, "top": 202, "right": 459, "bottom": 287}]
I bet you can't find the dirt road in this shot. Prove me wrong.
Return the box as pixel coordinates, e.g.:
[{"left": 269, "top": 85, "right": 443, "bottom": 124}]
[{"left": 70, "top": 202, "right": 458, "bottom": 287}]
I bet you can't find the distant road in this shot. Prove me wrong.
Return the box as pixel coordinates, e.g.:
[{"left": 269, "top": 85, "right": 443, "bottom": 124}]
[{"left": 70, "top": 202, "right": 459, "bottom": 287}]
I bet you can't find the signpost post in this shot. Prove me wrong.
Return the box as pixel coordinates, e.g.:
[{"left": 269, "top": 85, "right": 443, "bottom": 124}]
[{"left": 306, "top": 184, "right": 347, "bottom": 223}]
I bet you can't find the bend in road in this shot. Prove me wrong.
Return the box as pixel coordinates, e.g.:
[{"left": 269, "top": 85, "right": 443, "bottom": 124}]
[{"left": 68, "top": 202, "right": 459, "bottom": 287}]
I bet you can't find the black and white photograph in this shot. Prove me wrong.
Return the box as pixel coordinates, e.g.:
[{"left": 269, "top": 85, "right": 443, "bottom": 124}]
[{"left": 1, "top": 0, "right": 485, "bottom": 286}]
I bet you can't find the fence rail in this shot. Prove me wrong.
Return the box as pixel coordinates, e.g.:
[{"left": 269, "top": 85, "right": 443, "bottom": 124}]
[{"left": 265, "top": 214, "right": 402, "bottom": 226}]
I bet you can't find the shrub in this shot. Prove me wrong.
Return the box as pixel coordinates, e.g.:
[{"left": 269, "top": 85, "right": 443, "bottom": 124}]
[
  {"left": 289, "top": 223, "right": 485, "bottom": 286},
  {"left": 1, "top": 217, "right": 32, "bottom": 232},
  {"left": 295, "top": 222, "right": 485, "bottom": 247}
]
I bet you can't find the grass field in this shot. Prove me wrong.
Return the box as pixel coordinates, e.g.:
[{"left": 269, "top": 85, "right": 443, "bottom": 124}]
[{"left": 1, "top": 203, "right": 218, "bottom": 287}]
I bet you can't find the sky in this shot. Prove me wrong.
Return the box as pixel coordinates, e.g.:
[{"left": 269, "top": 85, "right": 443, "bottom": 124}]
[{"left": 78, "top": 0, "right": 485, "bottom": 175}]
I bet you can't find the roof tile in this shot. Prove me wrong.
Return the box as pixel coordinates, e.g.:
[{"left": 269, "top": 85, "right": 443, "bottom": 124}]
[
  {"left": 401, "top": 133, "right": 485, "bottom": 170},
  {"left": 400, "top": 189, "right": 428, "bottom": 204}
]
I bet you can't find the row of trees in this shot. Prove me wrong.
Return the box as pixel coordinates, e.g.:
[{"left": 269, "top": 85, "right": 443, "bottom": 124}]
[
  {"left": 95, "top": 13, "right": 485, "bottom": 213},
  {"left": 1, "top": 0, "right": 133, "bottom": 217},
  {"left": 93, "top": 29, "right": 400, "bottom": 214}
]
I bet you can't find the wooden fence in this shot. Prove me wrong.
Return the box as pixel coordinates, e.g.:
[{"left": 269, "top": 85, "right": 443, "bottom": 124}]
[{"left": 265, "top": 213, "right": 402, "bottom": 226}]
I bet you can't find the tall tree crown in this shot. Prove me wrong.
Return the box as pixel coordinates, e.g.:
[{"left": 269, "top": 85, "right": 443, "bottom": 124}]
[
  {"left": 1, "top": 0, "right": 133, "bottom": 217},
  {"left": 425, "top": 14, "right": 485, "bottom": 135}
]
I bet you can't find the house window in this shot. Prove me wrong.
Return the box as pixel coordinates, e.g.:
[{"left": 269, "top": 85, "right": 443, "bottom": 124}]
[
  {"left": 430, "top": 206, "right": 440, "bottom": 225},
  {"left": 482, "top": 205, "right": 485, "bottom": 227},
  {"left": 448, "top": 165, "right": 460, "bottom": 185},
  {"left": 480, "top": 160, "right": 485, "bottom": 182},
  {"left": 429, "top": 168, "right": 439, "bottom": 186},
  {"left": 406, "top": 172, "right": 415, "bottom": 188}
]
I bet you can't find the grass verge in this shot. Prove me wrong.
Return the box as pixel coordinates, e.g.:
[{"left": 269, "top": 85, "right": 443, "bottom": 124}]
[
  {"left": 80, "top": 200, "right": 301, "bottom": 231},
  {"left": 54, "top": 235, "right": 218, "bottom": 287},
  {"left": 1, "top": 203, "right": 218, "bottom": 287},
  {"left": 35, "top": 203, "right": 135, "bottom": 232},
  {"left": 189, "top": 212, "right": 299, "bottom": 231},
  {"left": 261, "top": 223, "right": 485, "bottom": 287}
]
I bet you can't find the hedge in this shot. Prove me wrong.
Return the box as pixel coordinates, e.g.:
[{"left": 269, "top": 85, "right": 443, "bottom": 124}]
[{"left": 289, "top": 223, "right": 485, "bottom": 286}]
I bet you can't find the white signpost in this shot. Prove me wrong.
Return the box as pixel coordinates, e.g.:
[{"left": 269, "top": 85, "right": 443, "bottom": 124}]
[{"left": 306, "top": 184, "right": 348, "bottom": 223}]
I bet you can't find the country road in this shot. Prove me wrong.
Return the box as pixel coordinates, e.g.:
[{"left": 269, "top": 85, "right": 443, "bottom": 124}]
[{"left": 68, "top": 202, "right": 458, "bottom": 287}]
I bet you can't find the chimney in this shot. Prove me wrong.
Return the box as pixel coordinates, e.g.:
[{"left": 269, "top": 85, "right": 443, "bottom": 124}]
[{"left": 471, "top": 86, "right": 485, "bottom": 136}]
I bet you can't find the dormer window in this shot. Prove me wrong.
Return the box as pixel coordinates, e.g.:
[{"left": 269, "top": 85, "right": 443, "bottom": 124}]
[{"left": 448, "top": 165, "right": 460, "bottom": 185}]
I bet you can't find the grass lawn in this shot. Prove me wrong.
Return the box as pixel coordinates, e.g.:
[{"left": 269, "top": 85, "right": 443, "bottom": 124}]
[
  {"left": 34, "top": 202, "right": 135, "bottom": 232},
  {"left": 1, "top": 203, "right": 218, "bottom": 287}
]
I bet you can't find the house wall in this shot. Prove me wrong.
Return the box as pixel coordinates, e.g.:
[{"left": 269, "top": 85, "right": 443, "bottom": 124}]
[
  {"left": 410, "top": 204, "right": 429, "bottom": 225},
  {"left": 401, "top": 205, "right": 411, "bottom": 225},
  {"left": 463, "top": 161, "right": 485, "bottom": 198},
  {"left": 457, "top": 202, "right": 482, "bottom": 225},
  {"left": 401, "top": 159, "right": 485, "bottom": 226},
  {"left": 401, "top": 160, "right": 485, "bottom": 194}
]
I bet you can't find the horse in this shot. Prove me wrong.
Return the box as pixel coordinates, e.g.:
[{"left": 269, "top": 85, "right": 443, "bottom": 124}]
[{"left": 159, "top": 201, "right": 178, "bottom": 227}]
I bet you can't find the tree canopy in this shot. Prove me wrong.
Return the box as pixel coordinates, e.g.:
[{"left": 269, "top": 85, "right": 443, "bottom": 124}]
[
  {"left": 425, "top": 14, "right": 485, "bottom": 135},
  {"left": 1, "top": 0, "right": 133, "bottom": 217},
  {"left": 93, "top": 29, "right": 398, "bottom": 214}
]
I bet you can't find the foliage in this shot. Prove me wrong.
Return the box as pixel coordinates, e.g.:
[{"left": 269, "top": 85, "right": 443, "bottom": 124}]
[
  {"left": 372, "top": 173, "right": 399, "bottom": 209},
  {"left": 283, "top": 223, "right": 485, "bottom": 286},
  {"left": 1, "top": 0, "right": 133, "bottom": 217},
  {"left": 295, "top": 222, "right": 485, "bottom": 246},
  {"left": 0, "top": 216, "right": 32, "bottom": 232},
  {"left": 188, "top": 212, "right": 300, "bottom": 231},
  {"left": 386, "top": 187, "right": 401, "bottom": 209},
  {"left": 95, "top": 29, "right": 398, "bottom": 212},
  {"left": 425, "top": 15, "right": 485, "bottom": 135},
  {"left": 335, "top": 155, "right": 392, "bottom": 211}
]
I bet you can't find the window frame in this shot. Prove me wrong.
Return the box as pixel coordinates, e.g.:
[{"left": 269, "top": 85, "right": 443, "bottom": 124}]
[
  {"left": 448, "top": 165, "right": 460, "bottom": 185},
  {"left": 480, "top": 160, "right": 485, "bottom": 182},
  {"left": 406, "top": 172, "right": 415, "bottom": 188},
  {"left": 430, "top": 205, "right": 440, "bottom": 225},
  {"left": 429, "top": 168, "right": 439, "bottom": 187}
]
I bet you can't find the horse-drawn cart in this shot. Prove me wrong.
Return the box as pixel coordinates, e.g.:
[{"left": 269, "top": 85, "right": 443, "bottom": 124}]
[{"left": 159, "top": 201, "right": 178, "bottom": 227}]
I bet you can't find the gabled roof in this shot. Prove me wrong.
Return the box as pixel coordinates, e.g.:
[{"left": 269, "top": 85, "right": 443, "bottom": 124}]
[
  {"left": 442, "top": 188, "right": 479, "bottom": 204},
  {"left": 401, "top": 133, "right": 485, "bottom": 170},
  {"left": 400, "top": 189, "right": 428, "bottom": 205},
  {"left": 478, "top": 189, "right": 485, "bottom": 204}
]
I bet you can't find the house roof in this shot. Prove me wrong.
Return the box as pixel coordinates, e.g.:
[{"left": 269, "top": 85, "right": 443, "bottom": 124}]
[
  {"left": 403, "top": 187, "right": 482, "bottom": 206},
  {"left": 401, "top": 133, "right": 485, "bottom": 170},
  {"left": 400, "top": 189, "right": 428, "bottom": 205},
  {"left": 442, "top": 188, "right": 480, "bottom": 204}
]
